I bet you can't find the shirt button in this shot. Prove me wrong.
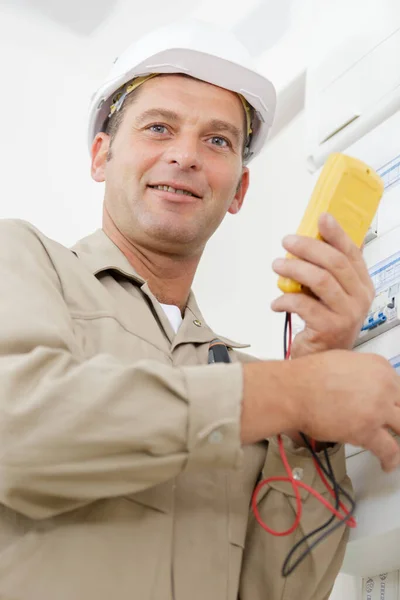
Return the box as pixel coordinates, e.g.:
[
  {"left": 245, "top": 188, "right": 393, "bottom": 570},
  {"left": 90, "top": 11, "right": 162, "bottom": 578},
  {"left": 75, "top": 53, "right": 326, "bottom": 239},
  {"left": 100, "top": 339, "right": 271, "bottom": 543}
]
[
  {"left": 208, "top": 430, "right": 223, "bottom": 444},
  {"left": 292, "top": 467, "right": 304, "bottom": 481},
  {"left": 193, "top": 319, "right": 202, "bottom": 327}
]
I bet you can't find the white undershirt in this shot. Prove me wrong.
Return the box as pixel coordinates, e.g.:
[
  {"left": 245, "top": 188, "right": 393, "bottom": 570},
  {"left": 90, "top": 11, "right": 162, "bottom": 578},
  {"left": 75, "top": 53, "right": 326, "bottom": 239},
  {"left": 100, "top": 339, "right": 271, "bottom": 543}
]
[{"left": 160, "top": 303, "right": 183, "bottom": 334}]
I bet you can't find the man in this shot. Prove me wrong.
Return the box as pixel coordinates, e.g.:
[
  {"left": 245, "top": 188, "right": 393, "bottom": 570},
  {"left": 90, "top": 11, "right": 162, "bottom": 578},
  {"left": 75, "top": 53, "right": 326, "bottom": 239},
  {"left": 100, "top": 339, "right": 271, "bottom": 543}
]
[{"left": 0, "top": 18, "right": 399, "bottom": 600}]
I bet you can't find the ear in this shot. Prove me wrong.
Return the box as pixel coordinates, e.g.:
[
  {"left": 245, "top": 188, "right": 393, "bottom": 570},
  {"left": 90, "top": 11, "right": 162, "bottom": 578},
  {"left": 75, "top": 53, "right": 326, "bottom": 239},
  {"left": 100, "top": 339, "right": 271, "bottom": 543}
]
[
  {"left": 228, "top": 167, "right": 250, "bottom": 215},
  {"left": 91, "top": 133, "right": 111, "bottom": 183}
]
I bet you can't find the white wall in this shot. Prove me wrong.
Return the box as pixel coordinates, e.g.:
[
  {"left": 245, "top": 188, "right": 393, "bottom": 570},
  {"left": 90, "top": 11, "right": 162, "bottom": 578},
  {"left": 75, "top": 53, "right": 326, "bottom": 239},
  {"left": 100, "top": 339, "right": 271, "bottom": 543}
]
[
  {"left": 0, "top": 4, "right": 102, "bottom": 244},
  {"left": 330, "top": 573, "right": 361, "bottom": 600}
]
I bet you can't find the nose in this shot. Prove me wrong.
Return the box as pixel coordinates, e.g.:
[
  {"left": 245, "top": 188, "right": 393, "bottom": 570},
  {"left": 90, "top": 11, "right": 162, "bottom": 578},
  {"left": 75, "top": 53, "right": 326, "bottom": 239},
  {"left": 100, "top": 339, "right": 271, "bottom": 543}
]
[{"left": 163, "top": 134, "right": 202, "bottom": 171}]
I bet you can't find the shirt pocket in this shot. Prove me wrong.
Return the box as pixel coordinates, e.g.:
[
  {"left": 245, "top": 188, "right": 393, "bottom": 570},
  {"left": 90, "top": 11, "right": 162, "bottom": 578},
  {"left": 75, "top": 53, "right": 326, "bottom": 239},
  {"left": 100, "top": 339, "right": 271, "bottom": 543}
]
[
  {"left": 73, "top": 314, "right": 172, "bottom": 365},
  {"left": 226, "top": 443, "right": 267, "bottom": 599}
]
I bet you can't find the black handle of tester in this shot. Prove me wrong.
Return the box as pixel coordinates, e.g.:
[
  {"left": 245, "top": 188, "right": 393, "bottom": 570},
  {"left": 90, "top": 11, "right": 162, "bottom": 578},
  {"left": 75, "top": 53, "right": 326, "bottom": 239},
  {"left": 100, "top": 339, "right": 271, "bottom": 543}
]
[{"left": 208, "top": 339, "right": 231, "bottom": 364}]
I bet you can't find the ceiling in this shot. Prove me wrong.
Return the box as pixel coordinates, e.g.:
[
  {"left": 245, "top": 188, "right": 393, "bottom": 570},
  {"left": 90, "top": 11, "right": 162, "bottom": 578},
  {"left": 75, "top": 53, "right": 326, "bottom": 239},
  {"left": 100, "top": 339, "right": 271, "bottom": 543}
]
[
  {"left": 0, "top": 0, "right": 295, "bottom": 53},
  {"left": 233, "top": 0, "right": 295, "bottom": 56},
  {"left": 0, "top": 0, "right": 119, "bottom": 34}
]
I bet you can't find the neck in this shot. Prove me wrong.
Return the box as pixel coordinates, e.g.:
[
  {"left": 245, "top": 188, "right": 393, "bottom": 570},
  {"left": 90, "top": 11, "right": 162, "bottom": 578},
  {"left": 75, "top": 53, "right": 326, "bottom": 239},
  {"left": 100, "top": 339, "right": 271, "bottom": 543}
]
[{"left": 103, "top": 213, "right": 202, "bottom": 312}]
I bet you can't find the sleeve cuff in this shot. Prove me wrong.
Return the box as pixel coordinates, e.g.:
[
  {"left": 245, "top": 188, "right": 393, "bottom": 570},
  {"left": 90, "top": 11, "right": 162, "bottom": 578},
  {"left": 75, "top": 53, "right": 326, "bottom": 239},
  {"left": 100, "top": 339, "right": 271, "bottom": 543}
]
[{"left": 183, "top": 362, "right": 243, "bottom": 471}]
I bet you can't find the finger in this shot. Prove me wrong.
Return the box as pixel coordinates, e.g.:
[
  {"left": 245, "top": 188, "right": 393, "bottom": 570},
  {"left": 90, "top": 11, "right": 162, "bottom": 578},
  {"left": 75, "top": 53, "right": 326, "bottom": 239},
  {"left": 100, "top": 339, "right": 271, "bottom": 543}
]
[
  {"left": 386, "top": 403, "right": 400, "bottom": 437},
  {"left": 271, "top": 292, "right": 333, "bottom": 332},
  {"left": 365, "top": 429, "right": 400, "bottom": 473},
  {"left": 272, "top": 257, "right": 351, "bottom": 313},
  {"left": 282, "top": 235, "right": 362, "bottom": 300},
  {"left": 318, "top": 213, "right": 374, "bottom": 291}
]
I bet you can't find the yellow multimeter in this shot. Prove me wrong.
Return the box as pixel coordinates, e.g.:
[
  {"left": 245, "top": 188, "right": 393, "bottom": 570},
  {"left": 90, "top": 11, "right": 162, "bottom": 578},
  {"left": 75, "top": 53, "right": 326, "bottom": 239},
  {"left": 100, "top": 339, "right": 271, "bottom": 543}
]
[{"left": 277, "top": 152, "right": 384, "bottom": 294}]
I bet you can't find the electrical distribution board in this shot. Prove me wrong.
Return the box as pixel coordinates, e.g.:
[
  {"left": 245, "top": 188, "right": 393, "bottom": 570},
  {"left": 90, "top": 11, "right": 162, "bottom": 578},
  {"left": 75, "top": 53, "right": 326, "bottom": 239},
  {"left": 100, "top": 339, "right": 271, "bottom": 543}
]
[
  {"left": 332, "top": 109, "right": 400, "bottom": 580},
  {"left": 302, "top": 0, "right": 400, "bottom": 592}
]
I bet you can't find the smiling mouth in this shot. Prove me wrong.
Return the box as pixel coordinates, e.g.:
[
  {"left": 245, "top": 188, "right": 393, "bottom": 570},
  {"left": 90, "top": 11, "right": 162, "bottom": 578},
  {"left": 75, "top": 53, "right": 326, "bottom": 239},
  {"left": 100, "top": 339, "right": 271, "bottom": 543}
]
[{"left": 148, "top": 185, "right": 200, "bottom": 198}]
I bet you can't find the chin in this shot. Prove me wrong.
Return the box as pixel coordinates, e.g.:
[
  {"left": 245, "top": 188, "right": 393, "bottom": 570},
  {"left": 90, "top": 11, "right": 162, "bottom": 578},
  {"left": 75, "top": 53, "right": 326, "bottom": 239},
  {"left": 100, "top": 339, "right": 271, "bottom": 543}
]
[
  {"left": 143, "top": 217, "right": 199, "bottom": 242},
  {"left": 148, "top": 225, "right": 204, "bottom": 252}
]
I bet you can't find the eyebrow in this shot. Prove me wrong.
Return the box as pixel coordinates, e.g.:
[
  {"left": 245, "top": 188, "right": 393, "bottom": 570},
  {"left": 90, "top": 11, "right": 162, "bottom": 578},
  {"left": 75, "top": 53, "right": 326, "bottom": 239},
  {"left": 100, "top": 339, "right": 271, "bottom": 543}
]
[
  {"left": 207, "top": 119, "right": 243, "bottom": 145},
  {"left": 134, "top": 109, "right": 243, "bottom": 145},
  {"left": 134, "top": 108, "right": 180, "bottom": 126}
]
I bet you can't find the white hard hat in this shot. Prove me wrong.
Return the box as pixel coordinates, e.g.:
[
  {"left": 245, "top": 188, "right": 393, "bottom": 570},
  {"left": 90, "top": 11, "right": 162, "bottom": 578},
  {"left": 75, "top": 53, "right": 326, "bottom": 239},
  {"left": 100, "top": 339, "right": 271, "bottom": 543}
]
[{"left": 88, "top": 19, "right": 277, "bottom": 163}]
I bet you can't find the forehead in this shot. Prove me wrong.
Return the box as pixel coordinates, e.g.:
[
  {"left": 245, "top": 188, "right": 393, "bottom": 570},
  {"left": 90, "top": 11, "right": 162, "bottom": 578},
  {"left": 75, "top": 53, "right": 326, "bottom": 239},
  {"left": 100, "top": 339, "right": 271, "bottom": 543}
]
[{"left": 128, "top": 74, "right": 245, "bottom": 127}]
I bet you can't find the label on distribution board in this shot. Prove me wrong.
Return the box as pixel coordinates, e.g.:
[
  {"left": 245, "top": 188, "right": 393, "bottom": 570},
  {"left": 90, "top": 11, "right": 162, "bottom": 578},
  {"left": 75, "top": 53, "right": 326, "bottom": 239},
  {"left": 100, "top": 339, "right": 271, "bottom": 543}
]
[{"left": 361, "top": 571, "right": 399, "bottom": 600}]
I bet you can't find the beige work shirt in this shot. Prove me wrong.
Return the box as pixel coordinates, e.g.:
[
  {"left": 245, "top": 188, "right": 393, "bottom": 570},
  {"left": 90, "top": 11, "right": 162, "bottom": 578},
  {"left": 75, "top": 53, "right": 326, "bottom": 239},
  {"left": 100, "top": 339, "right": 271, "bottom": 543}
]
[{"left": 0, "top": 219, "right": 352, "bottom": 599}]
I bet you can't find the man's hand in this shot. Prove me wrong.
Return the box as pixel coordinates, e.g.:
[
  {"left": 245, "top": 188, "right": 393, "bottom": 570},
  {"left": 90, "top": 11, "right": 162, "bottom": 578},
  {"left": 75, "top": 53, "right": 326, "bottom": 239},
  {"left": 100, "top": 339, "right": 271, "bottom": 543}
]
[
  {"left": 241, "top": 351, "right": 400, "bottom": 472},
  {"left": 271, "top": 213, "right": 375, "bottom": 359}
]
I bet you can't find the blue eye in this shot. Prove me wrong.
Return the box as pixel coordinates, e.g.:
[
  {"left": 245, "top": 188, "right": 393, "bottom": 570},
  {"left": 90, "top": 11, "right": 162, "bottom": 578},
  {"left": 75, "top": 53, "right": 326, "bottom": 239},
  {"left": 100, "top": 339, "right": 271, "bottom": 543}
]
[
  {"left": 148, "top": 124, "right": 168, "bottom": 134},
  {"left": 210, "top": 136, "right": 229, "bottom": 148}
]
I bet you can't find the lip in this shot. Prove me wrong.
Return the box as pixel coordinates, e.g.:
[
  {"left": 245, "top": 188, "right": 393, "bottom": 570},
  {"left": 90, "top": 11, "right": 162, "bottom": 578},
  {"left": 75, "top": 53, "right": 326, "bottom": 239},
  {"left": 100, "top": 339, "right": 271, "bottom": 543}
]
[
  {"left": 147, "top": 182, "right": 202, "bottom": 198},
  {"left": 148, "top": 186, "right": 200, "bottom": 204}
]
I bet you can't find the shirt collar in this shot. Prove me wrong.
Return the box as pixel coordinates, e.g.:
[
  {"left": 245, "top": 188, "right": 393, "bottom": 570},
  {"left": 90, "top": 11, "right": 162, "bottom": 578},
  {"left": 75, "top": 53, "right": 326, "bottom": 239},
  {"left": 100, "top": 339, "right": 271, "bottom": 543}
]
[
  {"left": 70, "top": 229, "right": 250, "bottom": 350},
  {"left": 70, "top": 228, "right": 145, "bottom": 283}
]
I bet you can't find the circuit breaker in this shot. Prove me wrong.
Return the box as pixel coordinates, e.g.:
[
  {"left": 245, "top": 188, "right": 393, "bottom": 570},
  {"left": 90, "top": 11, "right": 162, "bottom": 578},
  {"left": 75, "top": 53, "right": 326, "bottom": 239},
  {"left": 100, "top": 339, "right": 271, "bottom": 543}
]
[{"left": 355, "top": 226, "right": 400, "bottom": 347}]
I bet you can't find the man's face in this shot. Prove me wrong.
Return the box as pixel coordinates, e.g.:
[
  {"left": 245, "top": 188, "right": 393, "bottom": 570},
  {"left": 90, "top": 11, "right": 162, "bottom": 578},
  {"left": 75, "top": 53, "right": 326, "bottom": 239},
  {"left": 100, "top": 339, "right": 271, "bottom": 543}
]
[{"left": 91, "top": 74, "right": 250, "bottom": 255}]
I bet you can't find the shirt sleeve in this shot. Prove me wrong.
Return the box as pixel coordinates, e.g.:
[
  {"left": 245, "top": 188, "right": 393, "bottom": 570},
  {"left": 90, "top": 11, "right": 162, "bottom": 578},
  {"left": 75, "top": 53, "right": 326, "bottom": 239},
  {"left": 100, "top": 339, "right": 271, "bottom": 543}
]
[{"left": 0, "top": 219, "right": 243, "bottom": 519}]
